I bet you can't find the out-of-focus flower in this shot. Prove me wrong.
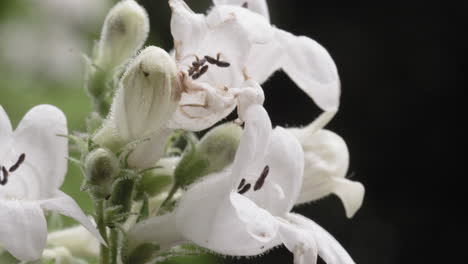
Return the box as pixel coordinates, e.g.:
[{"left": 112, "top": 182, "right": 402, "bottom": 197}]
[
  {"left": 0, "top": 105, "right": 104, "bottom": 261},
  {"left": 95, "top": 0, "right": 149, "bottom": 71},
  {"left": 47, "top": 225, "right": 100, "bottom": 259},
  {"left": 0, "top": 0, "right": 110, "bottom": 81},
  {"left": 129, "top": 105, "right": 355, "bottom": 264},
  {"left": 289, "top": 112, "right": 365, "bottom": 218}
]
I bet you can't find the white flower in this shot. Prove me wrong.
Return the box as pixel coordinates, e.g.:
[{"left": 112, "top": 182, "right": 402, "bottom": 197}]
[
  {"left": 212, "top": 0, "right": 341, "bottom": 111},
  {"left": 289, "top": 112, "right": 365, "bottom": 218},
  {"left": 0, "top": 105, "right": 104, "bottom": 261},
  {"left": 47, "top": 225, "right": 100, "bottom": 259},
  {"left": 129, "top": 105, "right": 354, "bottom": 264},
  {"left": 167, "top": 0, "right": 339, "bottom": 131},
  {"left": 168, "top": 0, "right": 266, "bottom": 130}
]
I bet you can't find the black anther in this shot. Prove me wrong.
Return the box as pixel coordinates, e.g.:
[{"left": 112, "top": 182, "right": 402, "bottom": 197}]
[
  {"left": 237, "top": 178, "right": 246, "bottom": 190},
  {"left": 238, "top": 183, "right": 251, "bottom": 194},
  {"left": 9, "top": 153, "right": 26, "bottom": 172},
  {"left": 254, "top": 165, "right": 269, "bottom": 191}
]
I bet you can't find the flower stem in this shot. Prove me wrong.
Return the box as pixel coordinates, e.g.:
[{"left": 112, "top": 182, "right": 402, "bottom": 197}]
[
  {"left": 96, "top": 200, "right": 110, "bottom": 264},
  {"left": 110, "top": 228, "right": 119, "bottom": 264}
]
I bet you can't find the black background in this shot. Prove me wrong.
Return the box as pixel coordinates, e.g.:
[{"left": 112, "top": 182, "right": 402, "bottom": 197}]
[{"left": 141, "top": 1, "right": 462, "bottom": 263}]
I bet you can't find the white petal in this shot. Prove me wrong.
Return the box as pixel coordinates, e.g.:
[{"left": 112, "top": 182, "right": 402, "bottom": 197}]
[
  {"left": 277, "top": 217, "right": 318, "bottom": 264},
  {"left": 128, "top": 213, "right": 185, "bottom": 252},
  {"left": 230, "top": 105, "right": 271, "bottom": 185},
  {"left": 329, "top": 178, "right": 365, "bottom": 218},
  {"left": 277, "top": 29, "right": 340, "bottom": 111},
  {"left": 0, "top": 105, "right": 13, "bottom": 154},
  {"left": 168, "top": 77, "right": 237, "bottom": 131},
  {"left": 230, "top": 192, "right": 279, "bottom": 243},
  {"left": 213, "top": 0, "right": 270, "bottom": 21},
  {"left": 169, "top": 0, "right": 208, "bottom": 60},
  {"left": 206, "top": 5, "right": 273, "bottom": 44},
  {"left": 0, "top": 200, "right": 47, "bottom": 261},
  {"left": 231, "top": 79, "right": 265, "bottom": 121},
  {"left": 294, "top": 130, "right": 364, "bottom": 217},
  {"left": 12, "top": 105, "right": 68, "bottom": 198},
  {"left": 127, "top": 128, "right": 172, "bottom": 169},
  {"left": 175, "top": 170, "right": 278, "bottom": 256},
  {"left": 39, "top": 191, "right": 105, "bottom": 245},
  {"left": 288, "top": 111, "right": 337, "bottom": 143},
  {"left": 241, "top": 127, "right": 304, "bottom": 217},
  {"left": 245, "top": 40, "right": 283, "bottom": 84},
  {"left": 284, "top": 213, "right": 355, "bottom": 264},
  {"left": 47, "top": 225, "right": 100, "bottom": 258}
]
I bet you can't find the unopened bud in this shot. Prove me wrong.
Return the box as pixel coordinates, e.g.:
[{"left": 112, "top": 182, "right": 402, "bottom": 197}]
[
  {"left": 84, "top": 148, "right": 119, "bottom": 198},
  {"left": 109, "top": 46, "right": 180, "bottom": 142},
  {"left": 96, "top": 0, "right": 149, "bottom": 70},
  {"left": 174, "top": 122, "right": 242, "bottom": 188},
  {"left": 138, "top": 157, "right": 178, "bottom": 197}
]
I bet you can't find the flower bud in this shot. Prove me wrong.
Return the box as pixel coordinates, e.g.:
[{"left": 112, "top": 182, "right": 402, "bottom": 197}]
[
  {"left": 84, "top": 148, "right": 119, "bottom": 198},
  {"left": 174, "top": 122, "right": 242, "bottom": 188},
  {"left": 109, "top": 46, "right": 180, "bottom": 142},
  {"left": 95, "top": 0, "right": 149, "bottom": 70},
  {"left": 47, "top": 226, "right": 100, "bottom": 259},
  {"left": 138, "top": 157, "right": 178, "bottom": 197}
]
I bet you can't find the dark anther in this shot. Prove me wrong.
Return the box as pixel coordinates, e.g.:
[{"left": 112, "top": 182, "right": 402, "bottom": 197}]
[
  {"left": 238, "top": 183, "right": 251, "bottom": 194},
  {"left": 193, "top": 65, "right": 209, "bottom": 80},
  {"left": 199, "top": 65, "right": 209, "bottom": 75},
  {"left": 1, "top": 166, "right": 8, "bottom": 185},
  {"left": 204, "top": 55, "right": 218, "bottom": 64},
  {"left": 192, "top": 58, "right": 206, "bottom": 68},
  {"left": 242, "top": 2, "right": 248, "bottom": 8},
  {"left": 204, "top": 55, "right": 230, "bottom": 68},
  {"left": 216, "top": 61, "right": 230, "bottom": 67},
  {"left": 237, "top": 178, "right": 246, "bottom": 190},
  {"left": 143, "top": 71, "right": 149, "bottom": 77},
  {"left": 254, "top": 165, "right": 269, "bottom": 191},
  {"left": 9, "top": 153, "right": 26, "bottom": 172}
]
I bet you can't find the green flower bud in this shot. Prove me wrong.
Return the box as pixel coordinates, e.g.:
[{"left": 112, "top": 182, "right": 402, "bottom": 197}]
[
  {"left": 95, "top": 0, "right": 149, "bottom": 70},
  {"left": 174, "top": 123, "right": 242, "bottom": 188},
  {"left": 84, "top": 148, "right": 119, "bottom": 198},
  {"left": 138, "top": 157, "right": 178, "bottom": 197},
  {"left": 94, "top": 46, "right": 181, "bottom": 153}
]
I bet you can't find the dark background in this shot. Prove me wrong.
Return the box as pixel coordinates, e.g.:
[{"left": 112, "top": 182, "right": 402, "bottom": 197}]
[{"left": 138, "top": 1, "right": 461, "bottom": 263}]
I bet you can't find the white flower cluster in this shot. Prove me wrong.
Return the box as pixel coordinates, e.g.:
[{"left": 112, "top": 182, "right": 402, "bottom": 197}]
[{"left": 0, "top": 1, "right": 365, "bottom": 264}]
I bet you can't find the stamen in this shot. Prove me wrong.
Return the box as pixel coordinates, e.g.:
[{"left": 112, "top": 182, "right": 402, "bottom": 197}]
[
  {"left": 1, "top": 166, "right": 8, "bottom": 185},
  {"left": 9, "top": 153, "right": 26, "bottom": 172},
  {"left": 216, "top": 61, "right": 230, "bottom": 67},
  {"left": 204, "top": 55, "right": 218, "bottom": 65},
  {"left": 237, "top": 178, "right": 246, "bottom": 190},
  {"left": 192, "top": 58, "right": 206, "bottom": 68},
  {"left": 242, "top": 2, "right": 248, "bottom": 8},
  {"left": 238, "top": 183, "right": 251, "bottom": 195},
  {"left": 254, "top": 165, "right": 269, "bottom": 191},
  {"left": 192, "top": 65, "right": 209, "bottom": 80}
]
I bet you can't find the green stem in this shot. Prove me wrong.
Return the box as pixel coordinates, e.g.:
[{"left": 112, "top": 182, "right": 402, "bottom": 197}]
[
  {"left": 159, "top": 185, "right": 178, "bottom": 212},
  {"left": 110, "top": 228, "right": 120, "bottom": 264},
  {"left": 97, "top": 200, "right": 109, "bottom": 264}
]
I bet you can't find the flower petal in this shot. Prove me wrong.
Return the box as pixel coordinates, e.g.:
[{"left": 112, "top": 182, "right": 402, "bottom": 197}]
[
  {"left": 0, "top": 200, "right": 47, "bottom": 261},
  {"left": 0, "top": 105, "right": 13, "bottom": 154},
  {"left": 12, "top": 105, "right": 68, "bottom": 198},
  {"left": 213, "top": 0, "right": 270, "bottom": 21},
  {"left": 39, "top": 191, "right": 105, "bottom": 245},
  {"left": 230, "top": 104, "right": 272, "bottom": 186},
  {"left": 175, "top": 170, "right": 279, "bottom": 256},
  {"left": 249, "top": 127, "right": 304, "bottom": 215},
  {"left": 47, "top": 225, "right": 100, "bottom": 258},
  {"left": 128, "top": 213, "right": 184, "bottom": 252},
  {"left": 284, "top": 213, "right": 355, "bottom": 264},
  {"left": 293, "top": 130, "right": 364, "bottom": 218},
  {"left": 230, "top": 192, "right": 279, "bottom": 243},
  {"left": 276, "top": 29, "right": 340, "bottom": 111},
  {"left": 169, "top": 0, "right": 208, "bottom": 60},
  {"left": 127, "top": 128, "right": 172, "bottom": 169}
]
